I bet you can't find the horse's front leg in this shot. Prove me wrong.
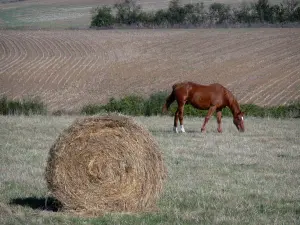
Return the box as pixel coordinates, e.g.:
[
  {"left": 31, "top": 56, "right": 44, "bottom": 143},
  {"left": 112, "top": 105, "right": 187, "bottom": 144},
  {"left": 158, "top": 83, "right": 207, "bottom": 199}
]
[
  {"left": 201, "top": 106, "right": 217, "bottom": 132},
  {"left": 217, "top": 110, "right": 222, "bottom": 133},
  {"left": 178, "top": 104, "right": 185, "bottom": 132}
]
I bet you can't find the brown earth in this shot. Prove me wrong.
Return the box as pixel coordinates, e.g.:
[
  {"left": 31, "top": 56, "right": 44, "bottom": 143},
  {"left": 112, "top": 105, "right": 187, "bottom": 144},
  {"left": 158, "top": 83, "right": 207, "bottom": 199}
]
[{"left": 0, "top": 28, "right": 299, "bottom": 112}]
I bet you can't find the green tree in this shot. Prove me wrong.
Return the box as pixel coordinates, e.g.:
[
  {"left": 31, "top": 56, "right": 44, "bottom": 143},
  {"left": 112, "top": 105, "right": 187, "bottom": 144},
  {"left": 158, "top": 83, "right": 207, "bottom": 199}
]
[
  {"left": 184, "top": 2, "right": 208, "bottom": 25},
  {"left": 114, "top": 0, "right": 143, "bottom": 25},
  {"left": 233, "top": 2, "right": 257, "bottom": 24},
  {"left": 209, "top": 3, "right": 231, "bottom": 24},
  {"left": 282, "top": 0, "right": 300, "bottom": 21},
  {"left": 255, "top": 0, "right": 272, "bottom": 22},
  {"left": 167, "top": 0, "right": 186, "bottom": 25},
  {"left": 90, "top": 6, "right": 114, "bottom": 27}
]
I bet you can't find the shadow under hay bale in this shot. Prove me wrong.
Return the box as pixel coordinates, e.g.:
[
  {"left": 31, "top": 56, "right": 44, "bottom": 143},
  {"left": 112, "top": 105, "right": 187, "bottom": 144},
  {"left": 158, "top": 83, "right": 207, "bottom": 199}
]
[
  {"left": 10, "top": 197, "right": 62, "bottom": 212},
  {"left": 45, "top": 115, "right": 166, "bottom": 215}
]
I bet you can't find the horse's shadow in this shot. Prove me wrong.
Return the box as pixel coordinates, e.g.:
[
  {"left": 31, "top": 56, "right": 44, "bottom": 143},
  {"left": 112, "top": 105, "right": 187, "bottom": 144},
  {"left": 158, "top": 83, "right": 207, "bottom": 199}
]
[{"left": 10, "top": 196, "right": 62, "bottom": 212}]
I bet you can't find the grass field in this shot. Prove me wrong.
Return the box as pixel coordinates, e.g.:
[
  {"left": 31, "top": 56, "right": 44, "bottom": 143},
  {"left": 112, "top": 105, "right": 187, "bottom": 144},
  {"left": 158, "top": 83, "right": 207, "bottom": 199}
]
[{"left": 0, "top": 115, "right": 299, "bottom": 224}]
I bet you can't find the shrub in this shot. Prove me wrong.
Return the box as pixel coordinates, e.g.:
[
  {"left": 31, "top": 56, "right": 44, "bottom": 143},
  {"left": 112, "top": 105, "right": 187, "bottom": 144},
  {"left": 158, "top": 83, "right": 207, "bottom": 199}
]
[
  {"left": 153, "top": 9, "right": 169, "bottom": 26},
  {"left": 0, "top": 96, "right": 47, "bottom": 115},
  {"left": 90, "top": 0, "right": 300, "bottom": 28},
  {"left": 90, "top": 6, "right": 114, "bottom": 28},
  {"left": 81, "top": 104, "right": 104, "bottom": 115},
  {"left": 209, "top": 3, "right": 231, "bottom": 24},
  {"left": 167, "top": 0, "right": 186, "bottom": 25},
  {"left": 233, "top": 2, "right": 257, "bottom": 24},
  {"left": 80, "top": 93, "right": 300, "bottom": 119},
  {"left": 103, "top": 96, "right": 145, "bottom": 116},
  {"left": 144, "top": 92, "right": 168, "bottom": 116},
  {"left": 114, "top": 0, "right": 143, "bottom": 25}
]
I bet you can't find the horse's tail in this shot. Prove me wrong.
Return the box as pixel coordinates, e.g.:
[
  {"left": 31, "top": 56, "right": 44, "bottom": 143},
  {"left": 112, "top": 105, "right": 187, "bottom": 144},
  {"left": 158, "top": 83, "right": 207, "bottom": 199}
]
[{"left": 162, "top": 84, "right": 177, "bottom": 113}]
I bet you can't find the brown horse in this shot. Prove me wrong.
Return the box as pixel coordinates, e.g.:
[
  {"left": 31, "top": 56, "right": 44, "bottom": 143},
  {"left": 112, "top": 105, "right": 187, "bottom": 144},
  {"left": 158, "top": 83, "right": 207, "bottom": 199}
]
[{"left": 162, "top": 82, "right": 245, "bottom": 133}]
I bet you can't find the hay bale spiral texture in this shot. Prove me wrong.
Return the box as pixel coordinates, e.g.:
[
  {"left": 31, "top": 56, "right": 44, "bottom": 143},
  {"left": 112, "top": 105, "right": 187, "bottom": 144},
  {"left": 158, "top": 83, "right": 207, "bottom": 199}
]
[{"left": 45, "top": 115, "right": 166, "bottom": 214}]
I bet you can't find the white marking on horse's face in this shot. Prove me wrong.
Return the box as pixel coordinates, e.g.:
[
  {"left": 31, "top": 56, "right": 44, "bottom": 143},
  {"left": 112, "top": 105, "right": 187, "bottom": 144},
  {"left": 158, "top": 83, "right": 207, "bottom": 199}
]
[{"left": 241, "top": 116, "right": 244, "bottom": 121}]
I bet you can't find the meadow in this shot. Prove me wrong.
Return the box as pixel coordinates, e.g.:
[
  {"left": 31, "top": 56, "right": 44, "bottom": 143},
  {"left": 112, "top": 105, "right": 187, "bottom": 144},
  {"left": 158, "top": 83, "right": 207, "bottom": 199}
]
[{"left": 0, "top": 115, "right": 299, "bottom": 224}]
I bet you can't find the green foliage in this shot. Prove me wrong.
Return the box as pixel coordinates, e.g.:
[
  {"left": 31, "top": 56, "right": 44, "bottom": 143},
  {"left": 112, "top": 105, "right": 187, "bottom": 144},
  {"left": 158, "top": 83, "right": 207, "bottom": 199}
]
[
  {"left": 104, "top": 96, "right": 145, "bottom": 115},
  {"left": 167, "top": 0, "right": 186, "bottom": 25},
  {"left": 153, "top": 9, "right": 169, "bottom": 26},
  {"left": 80, "top": 104, "right": 104, "bottom": 115},
  {"left": 114, "top": 0, "right": 143, "bottom": 25},
  {"left": 0, "top": 96, "right": 47, "bottom": 115},
  {"left": 255, "top": 0, "right": 272, "bottom": 22},
  {"left": 144, "top": 92, "right": 169, "bottom": 116},
  {"left": 209, "top": 3, "right": 231, "bottom": 24},
  {"left": 91, "top": 0, "right": 300, "bottom": 28},
  {"left": 90, "top": 6, "right": 114, "bottom": 28},
  {"left": 80, "top": 93, "right": 300, "bottom": 119}
]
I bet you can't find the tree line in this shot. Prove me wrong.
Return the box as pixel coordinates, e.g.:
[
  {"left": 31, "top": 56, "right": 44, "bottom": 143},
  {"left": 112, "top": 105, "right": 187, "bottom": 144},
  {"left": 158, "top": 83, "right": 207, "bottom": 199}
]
[{"left": 91, "top": 0, "right": 300, "bottom": 28}]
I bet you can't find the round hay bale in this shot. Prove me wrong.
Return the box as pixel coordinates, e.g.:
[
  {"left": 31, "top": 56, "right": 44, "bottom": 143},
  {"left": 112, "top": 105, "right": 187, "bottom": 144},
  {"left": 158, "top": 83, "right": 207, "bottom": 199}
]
[{"left": 45, "top": 115, "right": 166, "bottom": 215}]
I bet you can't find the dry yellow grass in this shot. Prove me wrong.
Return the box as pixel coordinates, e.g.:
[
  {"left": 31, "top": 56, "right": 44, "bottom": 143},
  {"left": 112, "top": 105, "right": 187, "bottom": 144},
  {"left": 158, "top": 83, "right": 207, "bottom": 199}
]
[
  {"left": 1, "top": 29, "right": 299, "bottom": 112},
  {"left": 0, "top": 115, "right": 299, "bottom": 224}
]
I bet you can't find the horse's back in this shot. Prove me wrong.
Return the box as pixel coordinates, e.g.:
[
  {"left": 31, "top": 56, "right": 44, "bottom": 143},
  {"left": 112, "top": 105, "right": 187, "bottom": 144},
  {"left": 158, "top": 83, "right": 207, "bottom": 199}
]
[{"left": 176, "top": 82, "right": 228, "bottom": 109}]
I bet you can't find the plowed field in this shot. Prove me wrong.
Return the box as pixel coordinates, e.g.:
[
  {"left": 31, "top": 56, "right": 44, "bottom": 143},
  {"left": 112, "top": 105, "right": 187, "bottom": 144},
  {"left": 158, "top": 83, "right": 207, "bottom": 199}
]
[{"left": 1, "top": 28, "right": 299, "bottom": 112}]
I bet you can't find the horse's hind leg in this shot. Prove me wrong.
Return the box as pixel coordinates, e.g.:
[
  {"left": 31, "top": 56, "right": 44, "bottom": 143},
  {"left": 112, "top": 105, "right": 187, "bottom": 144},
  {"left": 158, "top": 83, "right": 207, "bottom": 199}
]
[
  {"left": 173, "top": 103, "right": 185, "bottom": 133},
  {"left": 201, "top": 105, "right": 217, "bottom": 132},
  {"left": 217, "top": 110, "right": 222, "bottom": 133},
  {"left": 173, "top": 108, "right": 179, "bottom": 133}
]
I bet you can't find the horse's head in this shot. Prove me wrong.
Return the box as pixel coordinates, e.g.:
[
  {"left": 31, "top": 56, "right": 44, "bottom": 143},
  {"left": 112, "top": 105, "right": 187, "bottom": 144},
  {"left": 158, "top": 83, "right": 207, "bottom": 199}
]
[
  {"left": 162, "top": 104, "right": 168, "bottom": 114},
  {"left": 233, "top": 112, "right": 245, "bottom": 132}
]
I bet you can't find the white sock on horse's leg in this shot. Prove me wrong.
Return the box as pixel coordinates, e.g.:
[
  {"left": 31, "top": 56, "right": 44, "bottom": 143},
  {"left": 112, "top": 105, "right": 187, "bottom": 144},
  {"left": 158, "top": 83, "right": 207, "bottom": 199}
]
[
  {"left": 173, "top": 126, "right": 179, "bottom": 133},
  {"left": 180, "top": 125, "right": 185, "bottom": 133}
]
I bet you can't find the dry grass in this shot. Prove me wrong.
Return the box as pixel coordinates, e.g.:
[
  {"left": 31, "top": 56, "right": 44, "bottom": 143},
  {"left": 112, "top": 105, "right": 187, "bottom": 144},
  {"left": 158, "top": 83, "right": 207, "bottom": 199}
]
[
  {"left": 0, "top": 115, "right": 299, "bottom": 224},
  {"left": 1, "top": 29, "right": 300, "bottom": 112}
]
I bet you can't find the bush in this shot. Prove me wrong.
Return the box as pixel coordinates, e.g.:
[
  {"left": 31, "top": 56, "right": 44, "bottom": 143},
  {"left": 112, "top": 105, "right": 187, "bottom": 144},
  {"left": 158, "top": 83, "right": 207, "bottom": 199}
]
[
  {"left": 233, "top": 2, "right": 257, "bottom": 24},
  {"left": 144, "top": 92, "right": 168, "bottom": 116},
  {"left": 209, "top": 3, "right": 231, "bottom": 24},
  {"left": 80, "top": 93, "right": 300, "bottom": 119},
  {"left": 90, "top": 0, "right": 300, "bottom": 28},
  {"left": 167, "top": 0, "right": 186, "bottom": 25},
  {"left": 105, "top": 96, "right": 145, "bottom": 115},
  {"left": 0, "top": 96, "right": 47, "bottom": 115},
  {"left": 91, "top": 6, "right": 114, "bottom": 28},
  {"left": 114, "top": 0, "right": 143, "bottom": 25}
]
